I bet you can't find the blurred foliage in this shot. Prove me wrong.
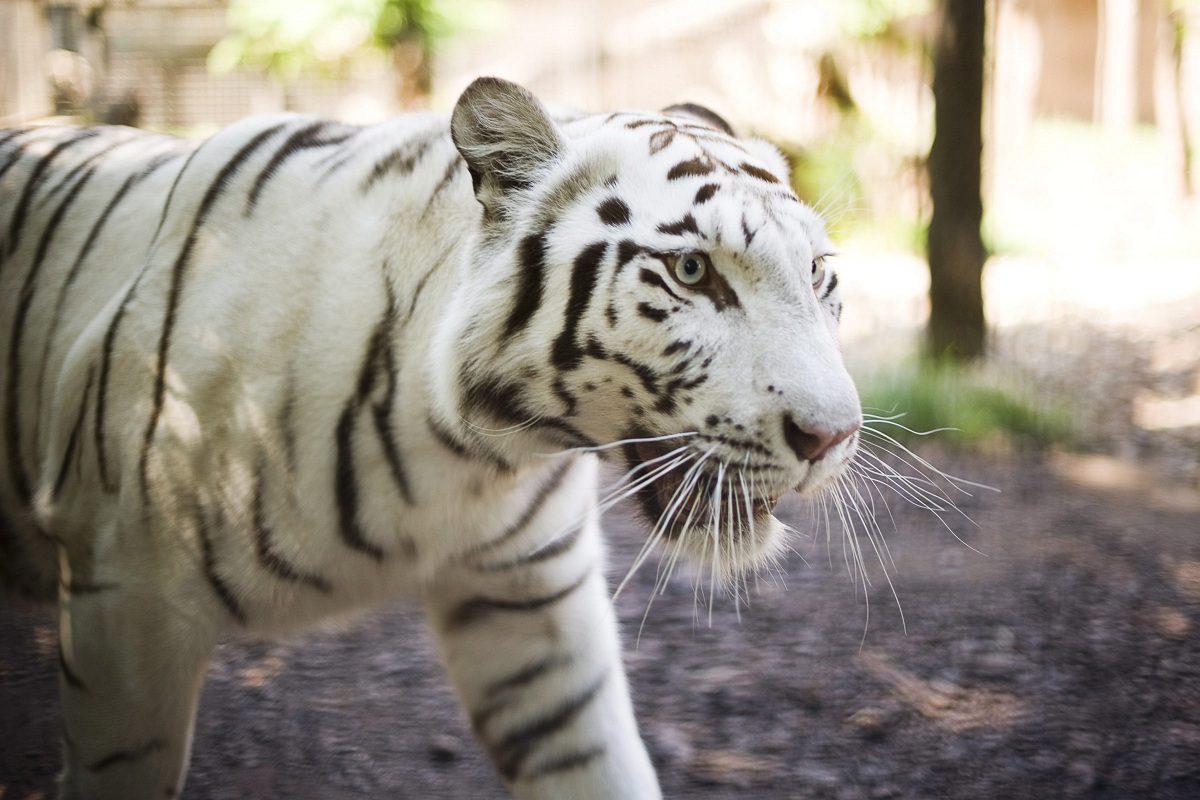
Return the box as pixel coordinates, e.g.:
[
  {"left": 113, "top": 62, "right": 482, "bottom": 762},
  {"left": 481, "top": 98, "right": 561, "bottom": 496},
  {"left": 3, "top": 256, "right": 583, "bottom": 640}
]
[
  {"left": 780, "top": 138, "right": 866, "bottom": 241},
  {"left": 771, "top": 0, "right": 934, "bottom": 252},
  {"left": 208, "top": 0, "right": 503, "bottom": 84},
  {"left": 858, "top": 364, "right": 1076, "bottom": 450},
  {"left": 837, "top": 0, "right": 931, "bottom": 39}
]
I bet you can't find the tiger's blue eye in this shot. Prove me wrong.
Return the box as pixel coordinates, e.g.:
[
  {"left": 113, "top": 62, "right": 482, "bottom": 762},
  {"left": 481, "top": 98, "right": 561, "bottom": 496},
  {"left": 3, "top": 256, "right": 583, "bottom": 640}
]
[
  {"left": 811, "top": 256, "right": 826, "bottom": 287},
  {"left": 673, "top": 252, "right": 708, "bottom": 286}
]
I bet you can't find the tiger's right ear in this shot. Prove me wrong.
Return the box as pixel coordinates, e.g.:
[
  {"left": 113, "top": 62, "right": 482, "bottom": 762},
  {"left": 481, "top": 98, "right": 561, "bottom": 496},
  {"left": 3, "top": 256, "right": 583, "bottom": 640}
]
[{"left": 451, "top": 77, "right": 563, "bottom": 207}]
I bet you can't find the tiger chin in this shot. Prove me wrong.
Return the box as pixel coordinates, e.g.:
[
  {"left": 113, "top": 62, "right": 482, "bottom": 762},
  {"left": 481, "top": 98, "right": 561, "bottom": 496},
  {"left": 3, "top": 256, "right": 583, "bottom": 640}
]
[{"left": 1, "top": 76, "right": 860, "bottom": 800}]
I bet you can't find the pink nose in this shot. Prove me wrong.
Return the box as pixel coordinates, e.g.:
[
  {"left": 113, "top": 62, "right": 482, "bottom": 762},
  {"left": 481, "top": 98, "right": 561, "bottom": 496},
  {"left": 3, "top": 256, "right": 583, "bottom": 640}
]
[{"left": 783, "top": 416, "right": 860, "bottom": 463}]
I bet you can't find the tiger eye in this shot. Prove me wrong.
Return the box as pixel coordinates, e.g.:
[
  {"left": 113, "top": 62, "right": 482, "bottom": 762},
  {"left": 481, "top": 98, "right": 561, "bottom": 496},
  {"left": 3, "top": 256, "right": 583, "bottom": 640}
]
[
  {"left": 673, "top": 252, "right": 709, "bottom": 286},
  {"left": 811, "top": 256, "right": 826, "bottom": 287}
]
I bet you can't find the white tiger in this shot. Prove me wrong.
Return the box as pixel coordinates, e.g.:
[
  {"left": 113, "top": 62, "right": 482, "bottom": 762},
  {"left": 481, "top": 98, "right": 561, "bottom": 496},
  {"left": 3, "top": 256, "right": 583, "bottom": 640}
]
[{"left": 0, "top": 77, "right": 861, "bottom": 799}]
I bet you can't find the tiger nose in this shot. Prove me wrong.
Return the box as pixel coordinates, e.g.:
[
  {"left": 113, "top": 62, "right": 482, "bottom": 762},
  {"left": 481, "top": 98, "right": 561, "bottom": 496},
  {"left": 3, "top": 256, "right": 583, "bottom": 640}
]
[{"left": 782, "top": 415, "right": 860, "bottom": 463}]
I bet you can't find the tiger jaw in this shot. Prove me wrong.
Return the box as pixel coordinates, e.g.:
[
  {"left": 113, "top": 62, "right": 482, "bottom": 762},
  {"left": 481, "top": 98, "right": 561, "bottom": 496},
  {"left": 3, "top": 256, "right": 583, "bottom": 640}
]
[{"left": 627, "top": 439, "right": 793, "bottom": 571}]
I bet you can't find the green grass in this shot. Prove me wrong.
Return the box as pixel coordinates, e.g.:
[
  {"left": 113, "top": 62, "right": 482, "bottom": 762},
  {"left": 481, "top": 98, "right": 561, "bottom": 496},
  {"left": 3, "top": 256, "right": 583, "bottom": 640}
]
[{"left": 856, "top": 363, "right": 1076, "bottom": 450}]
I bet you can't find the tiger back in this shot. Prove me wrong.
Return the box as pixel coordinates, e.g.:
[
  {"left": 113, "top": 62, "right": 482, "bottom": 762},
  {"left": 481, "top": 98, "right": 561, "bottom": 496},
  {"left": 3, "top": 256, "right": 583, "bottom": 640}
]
[{"left": 0, "top": 78, "right": 861, "bottom": 799}]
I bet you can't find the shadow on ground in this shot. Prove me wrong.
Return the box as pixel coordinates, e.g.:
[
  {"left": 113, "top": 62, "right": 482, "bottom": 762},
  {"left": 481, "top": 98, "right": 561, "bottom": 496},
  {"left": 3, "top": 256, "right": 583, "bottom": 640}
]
[{"left": 3, "top": 451, "right": 1199, "bottom": 799}]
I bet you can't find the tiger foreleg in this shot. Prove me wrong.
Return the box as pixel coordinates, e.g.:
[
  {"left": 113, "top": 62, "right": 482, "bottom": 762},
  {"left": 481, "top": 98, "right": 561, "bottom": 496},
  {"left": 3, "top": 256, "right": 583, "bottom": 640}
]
[
  {"left": 55, "top": 552, "right": 218, "bottom": 800},
  {"left": 425, "top": 521, "right": 662, "bottom": 800}
]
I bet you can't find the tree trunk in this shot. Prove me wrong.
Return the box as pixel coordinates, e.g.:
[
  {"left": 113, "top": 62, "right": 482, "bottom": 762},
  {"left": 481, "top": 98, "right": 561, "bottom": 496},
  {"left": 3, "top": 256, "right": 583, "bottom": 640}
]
[{"left": 926, "top": 0, "right": 988, "bottom": 362}]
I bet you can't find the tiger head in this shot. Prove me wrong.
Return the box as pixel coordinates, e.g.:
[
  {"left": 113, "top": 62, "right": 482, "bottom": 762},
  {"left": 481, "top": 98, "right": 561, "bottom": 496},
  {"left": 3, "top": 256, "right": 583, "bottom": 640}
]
[{"left": 441, "top": 77, "right": 861, "bottom": 576}]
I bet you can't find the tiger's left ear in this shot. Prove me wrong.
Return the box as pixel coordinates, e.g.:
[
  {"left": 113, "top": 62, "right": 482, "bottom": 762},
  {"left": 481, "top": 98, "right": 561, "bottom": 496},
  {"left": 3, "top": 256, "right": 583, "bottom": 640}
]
[
  {"left": 743, "top": 138, "right": 793, "bottom": 185},
  {"left": 451, "top": 77, "right": 563, "bottom": 208}
]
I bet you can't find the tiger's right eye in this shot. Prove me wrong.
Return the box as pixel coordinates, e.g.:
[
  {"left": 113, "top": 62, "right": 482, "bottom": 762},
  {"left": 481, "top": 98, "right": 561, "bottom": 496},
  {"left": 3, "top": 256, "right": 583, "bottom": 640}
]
[{"left": 672, "top": 252, "right": 709, "bottom": 287}]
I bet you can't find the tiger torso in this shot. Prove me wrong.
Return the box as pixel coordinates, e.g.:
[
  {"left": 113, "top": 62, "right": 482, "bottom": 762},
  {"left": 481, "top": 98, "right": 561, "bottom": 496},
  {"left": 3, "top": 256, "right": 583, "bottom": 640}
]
[{"left": 0, "top": 78, "right": 860, "bottom": 799}]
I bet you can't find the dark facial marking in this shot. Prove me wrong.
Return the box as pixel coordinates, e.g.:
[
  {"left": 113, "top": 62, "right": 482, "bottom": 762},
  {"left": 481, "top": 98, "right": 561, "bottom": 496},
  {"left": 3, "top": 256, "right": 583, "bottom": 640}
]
[
  {"left": 597, "top": 197, "right": 631, "bottom": 226},
  {"left": 694, "top": 183, "right": 719, "bottom": 204},
  {"left": 638, "top": 267, "right": 685, "bottom": 303},
  {"left": 739, "top": 161, "right": 779, "bottom": 183},
  {"left": 656, "top": 213, "right": 699, "bottom": 237},
  {"left": 667, "top": 157, "right": 714, "bottom": 181},
  {"left": 649, "top": 128, "right": 675, "bottom": 154},
  {"left": 636, "top": 303, "right": 669, "bottom": 323}
]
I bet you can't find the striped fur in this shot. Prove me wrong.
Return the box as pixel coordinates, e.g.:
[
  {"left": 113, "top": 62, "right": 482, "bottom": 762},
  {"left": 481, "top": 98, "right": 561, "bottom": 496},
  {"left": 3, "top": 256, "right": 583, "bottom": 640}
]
[{"left": 0, "top": 78, "right": 860, "bottom": 799}]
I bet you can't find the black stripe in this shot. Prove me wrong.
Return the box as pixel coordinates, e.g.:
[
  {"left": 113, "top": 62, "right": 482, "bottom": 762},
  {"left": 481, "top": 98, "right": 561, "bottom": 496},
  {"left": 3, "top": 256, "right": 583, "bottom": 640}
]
[
  {"left": 420, "top": 155, "right": 464, "bottom": 220},
  {"left": 36, "top": 135, "right": 129, "bottom": 210},
  {"left": 253, "top": 466, "right": 333, "bottom": 591},
  {"left": 196, "top": 505, "right": 247, "bottom": 624},
  {"left": 469, "top": 460, "right": 574, "bottom": 557},
  {"left": 525, "top": 745, "right": 606, "bottom": 779},
  {"left": 0, "top": 128, "right": 27, "bottom": 150},
  {"left": 139, "top": 123, "right": 288, "bottom": 495},
  {"left": 612, "top": 239, "right": 645, "bottom": 284},
  {"left": 821, "top": 271, "right": 839, "bottom": 299},
  {"left": 483, "top": 654, "right": 572, "bottom": 701},
  {"left": 649, "top": 128, "right": 676, "bottom": 154},
  {"left": 0, "top": 129, "right": 41, "bottom": 184},
  {"left": 59, "top": 644, "right": 87, "bottom": 691},
  {"left": 504, "top": 232, "right": 548, "bottom": 338},
  {"left": 6, "top": 144, "right": 117, "bottom": 505},
  {"left": 360, "top": 132, "right": 437, "bottom": 191},
  {"left": 333, "top": 281, "right": 415, "bottom": 558},
  {"left": 639, "top": 267, "right": 686, "bottom": 303},
  {"left": 368, "top": 289, "right": 415, "bottom": 507},
  {"left": 611, "top": 352, "right": 661, "bottom": 396},
  {"left": 488, "top": 670, "right": 608, "bottom": 780},
  {"left": 740, "top": 161, "right": 780, "bottom": 183},
  {"left": 637, "top": 302, "right": 669, "bottom": 322},
  {"left": 52, "top": 366, "right": 95, "bottom": 501},
  {"left": 87, "top": 739, "right": 166, "bottom": 772},
  {"left": 663, "top": 339, "right": 692, "bottom": 357},
  {"left": 471, "top": 654, "right": 573, "bottom": 734},
  {"left": 462, "top": 374, "right": 535, "bottom": 426},
  {"left": 694, "top": 183, "right": 719, "bottom": 204},
  {"left": 551, "top": 242, "right": 609, "bottom": 372},
  {"left": 427, "top": 415, "right": 514, "bottom": 473},
  {"left": 597, "top": 197, "right": 631, "bottom": 226},
  {"left": 447, "top": 569, "right": 591, "bottom": 630},
  {"left": 35, "top": 150, "right": 180, "bottom": 420},
  {"left": 461, "top": 375, "right": 597, "bottom": 450},
  {"left": 334, "top": 403, "right": 385, "bottom": 562},
  {"left": 741, "top": 213, "right": 756, "bottom": 246},
  {"left": 96, "top": 144, "right": 201, "bottom": 492},
  {"left": 479, "top": 526, "right": 584, "bottom": 572},
  {"left": 656, "top": 213, "right": 699, "bottom": 237},
  {"left": 666, "top": 157, "right": 713, "bottom": 181},
  {"left": 3, "top": 128, "right": 100, "bottom": 262},
  {"left": 246, "top": 120, "right": 355, "bottom": 213}
]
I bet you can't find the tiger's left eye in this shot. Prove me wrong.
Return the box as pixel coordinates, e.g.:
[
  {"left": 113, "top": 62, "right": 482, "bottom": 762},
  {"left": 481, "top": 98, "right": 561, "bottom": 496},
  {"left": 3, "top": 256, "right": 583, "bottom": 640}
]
[
  {"left": 672, "top": 252, "right": 709, "bottom": 286},
  {"left": 811, "top": 256, "right": 826, "bottom": 287}
]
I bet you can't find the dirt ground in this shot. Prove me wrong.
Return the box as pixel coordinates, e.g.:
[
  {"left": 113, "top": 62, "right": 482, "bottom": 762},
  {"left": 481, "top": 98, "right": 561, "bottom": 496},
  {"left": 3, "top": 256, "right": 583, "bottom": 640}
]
[{"left": 2, "top": 447, "right": 1198, "bottom": 800}]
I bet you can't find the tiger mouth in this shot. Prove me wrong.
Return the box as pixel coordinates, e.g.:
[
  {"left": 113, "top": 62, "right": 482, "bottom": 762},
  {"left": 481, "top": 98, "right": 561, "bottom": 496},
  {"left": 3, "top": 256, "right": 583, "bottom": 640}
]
[{"left": 630, "top": 441, "right": 782, "bottom": 536}]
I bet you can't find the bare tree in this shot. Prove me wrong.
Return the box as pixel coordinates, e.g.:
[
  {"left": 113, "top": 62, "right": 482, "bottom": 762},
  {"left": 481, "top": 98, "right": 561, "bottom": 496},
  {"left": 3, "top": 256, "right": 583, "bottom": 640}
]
[{"left": 926, "top": 0, "right": 987, "bottom": 361}]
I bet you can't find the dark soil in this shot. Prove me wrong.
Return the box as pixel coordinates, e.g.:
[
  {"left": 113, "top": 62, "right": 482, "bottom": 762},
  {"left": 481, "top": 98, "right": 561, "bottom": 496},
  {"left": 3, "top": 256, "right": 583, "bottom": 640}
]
[{"left": 3, "top": 450, "right": 1199, "bottom": 799}]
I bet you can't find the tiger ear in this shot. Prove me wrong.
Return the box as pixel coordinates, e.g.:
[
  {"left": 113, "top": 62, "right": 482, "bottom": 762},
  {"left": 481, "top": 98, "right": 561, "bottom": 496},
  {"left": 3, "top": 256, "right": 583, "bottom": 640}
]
[
  {"left": 661, "top": 103, "right": 736, "bottom": 137},
  {"left": 451, "top": 77, "right": 563, "bottom": 205}
]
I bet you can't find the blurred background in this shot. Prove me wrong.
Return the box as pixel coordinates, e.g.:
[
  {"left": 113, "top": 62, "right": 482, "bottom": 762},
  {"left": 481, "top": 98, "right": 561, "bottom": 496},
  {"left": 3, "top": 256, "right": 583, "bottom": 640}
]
[
  {"left": 3, "top": 0, "right": 1198, "bottom": 477},
  {"left": 3, "top": 2, "right": 1200, "bottom": 798}
]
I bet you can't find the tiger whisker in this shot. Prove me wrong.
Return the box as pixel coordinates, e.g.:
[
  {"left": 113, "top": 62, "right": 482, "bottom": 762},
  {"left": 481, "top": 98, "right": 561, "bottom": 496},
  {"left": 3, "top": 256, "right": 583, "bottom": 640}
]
[
  {"left": 616, "top": 450, "right": 708, "bottom": 607},
  {"left": 633, "top": 453, "right": 712, "bottom": 641},
  {"left": 461, "top": 415, "right": 545, "bottom": 436},
  {"left": 858, "top": 424, "right": 998, "bottom": 495},
  {"left": 546, "top": 431, "right": 697, "bottom": 457}
]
